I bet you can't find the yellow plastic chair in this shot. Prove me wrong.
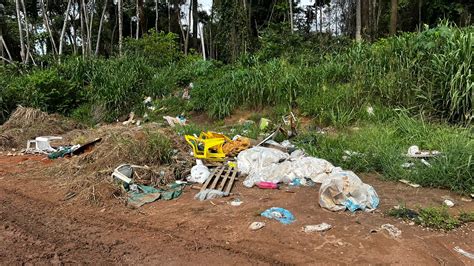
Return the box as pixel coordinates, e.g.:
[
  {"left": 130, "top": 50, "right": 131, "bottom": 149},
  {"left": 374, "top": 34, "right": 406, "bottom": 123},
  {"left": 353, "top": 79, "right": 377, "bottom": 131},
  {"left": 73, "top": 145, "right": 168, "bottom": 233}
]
[
  {"left": 201, "top": 131, "right": 232, "bottom": 142},
  {"left": 185, "top": 134, "right": 227, "bottom": 161}
]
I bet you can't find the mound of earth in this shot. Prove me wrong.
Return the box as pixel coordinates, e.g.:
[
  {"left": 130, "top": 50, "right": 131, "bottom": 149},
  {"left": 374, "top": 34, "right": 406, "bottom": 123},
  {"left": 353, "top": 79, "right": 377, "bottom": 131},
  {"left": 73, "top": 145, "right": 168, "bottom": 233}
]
[{"left": 0, "top": 106, "right": 83, "bottom": 150}]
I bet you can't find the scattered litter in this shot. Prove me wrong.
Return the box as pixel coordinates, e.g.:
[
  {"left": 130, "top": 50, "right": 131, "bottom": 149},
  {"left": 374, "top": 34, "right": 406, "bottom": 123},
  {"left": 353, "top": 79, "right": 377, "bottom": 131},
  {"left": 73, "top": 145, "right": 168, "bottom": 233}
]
[
  {"left": 399, "top": 179, "right": 421, "bottom": 188},
  {"left": 25, "top": 136, "right": 62, "bottom": 154},
  {"left": 128, "top": 185, "right": 162, "bottom": 208},
  {"left": 163, "top": 115, "right": 186, "bottom": 127},
  {"left": 249, "top": 222, "right": 265, "bottom": 231},
  {"left": 261, "top": 207, "right": 295, "bottom": 224},
  {"left": 454, "top": 246, "right": 474, "bottom": 260},
  {"left": 256, "top": 181, "right": 279, "bottom": 189},
  {"left": 259, "top": 118, "right": 271, "bottom": 130},
  {"left": 122, "top": 112, "right": 136, "bottom": 125},
  {"left": 461, "top": 197, "right": 472, "bottom": 202},
  {"left": 406, "top": 145, "right": 440, "bottom": 158},
  {"left": 401, "top": 162, "right": 415, "bottom": 168},
  {"left": 471, "top": 194, "right": 474, "bottom": 199},
  {"left": 195, "top": 189, "right": 229, "bottom": 201},
  {"left": 342, "top": 150, "right": 364, "bottom": 161},
  {"left": 302, "top": 223, "right": 332, "bottom": 233},
  {"left": 381, "top": 224, "right": 402, "bottom": 238},
  {"left": 187, "top": 160, "right": 210, "bottom": 184},
  {"left": 71, "top": 138, "right": 102, "bottom": 156},
  {"left": 420, "top": 158, "right": 432, "bottom": 167},
  {"left": 112, "top": 164, "right": 134, "bottom": 184},
  {"left": 48, "top": 144, "right": 80, "bottom": 159},
  {"left": 229, "top": 198, "right": 243, "bottom": 206},
  {"left": 222, "top": 136, "right": 251, "bottom": 156},
  {"left": 319, "top": 171, "right": 379, "bottom": 212},
  {"left": 443, "top": 199, "right": 455, "bottom": 207}
]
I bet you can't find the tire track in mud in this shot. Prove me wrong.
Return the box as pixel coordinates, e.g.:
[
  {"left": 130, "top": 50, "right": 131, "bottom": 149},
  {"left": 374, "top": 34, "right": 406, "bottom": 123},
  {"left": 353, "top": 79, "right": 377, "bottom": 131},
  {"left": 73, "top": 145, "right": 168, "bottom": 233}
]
[{"left": 0, "top": 186, "right": 287, "bottom": 264}]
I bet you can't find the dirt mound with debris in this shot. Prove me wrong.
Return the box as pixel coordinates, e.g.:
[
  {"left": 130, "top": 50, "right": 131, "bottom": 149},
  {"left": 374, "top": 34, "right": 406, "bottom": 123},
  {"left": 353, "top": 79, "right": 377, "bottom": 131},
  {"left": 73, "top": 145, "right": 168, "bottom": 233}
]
[
  {"left": 0, "top": 106, "right": 83, "bottom": 150},
  {"left": 49, "top": 124, "right": 193, "bottom": 205}
]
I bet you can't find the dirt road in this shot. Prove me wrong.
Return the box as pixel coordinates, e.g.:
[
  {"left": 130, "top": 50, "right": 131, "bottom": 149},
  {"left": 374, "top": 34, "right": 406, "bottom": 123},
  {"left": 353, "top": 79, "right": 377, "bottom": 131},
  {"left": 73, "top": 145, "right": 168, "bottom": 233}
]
[{"left": 0, "top": 155, "right": 473, "bottom": 264}]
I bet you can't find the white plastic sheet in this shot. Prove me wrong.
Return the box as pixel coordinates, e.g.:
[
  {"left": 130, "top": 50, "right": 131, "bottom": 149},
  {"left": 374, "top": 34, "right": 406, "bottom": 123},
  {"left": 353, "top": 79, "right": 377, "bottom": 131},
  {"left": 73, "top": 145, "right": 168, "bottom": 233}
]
[{"left": 238, "top": 147, "right": 335, "bottom": 187}]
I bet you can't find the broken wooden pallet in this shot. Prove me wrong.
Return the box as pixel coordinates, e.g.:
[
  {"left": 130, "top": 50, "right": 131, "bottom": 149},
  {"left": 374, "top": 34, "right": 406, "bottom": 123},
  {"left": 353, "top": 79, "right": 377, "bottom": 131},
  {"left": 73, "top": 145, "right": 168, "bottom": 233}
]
[{"left": 200, "top": 165, "right": 238, "bottom": 195}]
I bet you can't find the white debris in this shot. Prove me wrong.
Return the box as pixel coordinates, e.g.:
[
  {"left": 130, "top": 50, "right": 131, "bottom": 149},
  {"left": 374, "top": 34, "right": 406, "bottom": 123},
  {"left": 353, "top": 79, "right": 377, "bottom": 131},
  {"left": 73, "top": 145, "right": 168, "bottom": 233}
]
[
  {"left": 399, "top": 179, "right": 421, "bottom": 188},
  {"left": 187, "top": 160, "right": 210, "bottom": 184},
  {"left": 230, "top": 199, "right": 243, "bottom": 206},
  {"left": 443, "top": 199, "right": 455, "bottom": 207},
  {"left": 249, "top": 222, "right": 265, "bottom": 231},
  {"left": 381, "top": 224, "right": 402, "bottom": 238},
  {"left": 302, "top": 223, "right": 332, "bottom": 233},
  {"left": 319, "top": 171, "right": 379, "bottom": 212},
  {"left": 454, "top": 246, "right": 474, "bottom": 259}
]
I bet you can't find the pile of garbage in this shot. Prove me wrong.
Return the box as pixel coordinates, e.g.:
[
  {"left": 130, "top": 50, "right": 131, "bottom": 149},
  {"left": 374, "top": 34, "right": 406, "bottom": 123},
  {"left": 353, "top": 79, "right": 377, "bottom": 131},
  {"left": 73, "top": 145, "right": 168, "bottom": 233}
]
[
  {"left": 181, "top": 122, "right": 379, "bottom": 212},
  {"left": 237, "top": 146, "right": 379, "bottom": 212}
]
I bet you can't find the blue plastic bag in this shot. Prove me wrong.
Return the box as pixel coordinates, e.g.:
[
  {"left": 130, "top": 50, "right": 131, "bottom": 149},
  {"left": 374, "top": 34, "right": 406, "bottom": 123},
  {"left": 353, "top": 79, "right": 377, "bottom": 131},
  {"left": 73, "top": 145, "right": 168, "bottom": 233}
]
[{"left": 261, "top": 207, "right": 295, "bottom": 224}]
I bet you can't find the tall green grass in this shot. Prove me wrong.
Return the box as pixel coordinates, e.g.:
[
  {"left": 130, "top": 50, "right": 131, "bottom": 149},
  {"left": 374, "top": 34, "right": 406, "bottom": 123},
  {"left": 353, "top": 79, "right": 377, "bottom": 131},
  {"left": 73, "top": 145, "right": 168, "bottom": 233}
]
[{"left": 295, "top": 113, "right": 474, "bottom": 194}]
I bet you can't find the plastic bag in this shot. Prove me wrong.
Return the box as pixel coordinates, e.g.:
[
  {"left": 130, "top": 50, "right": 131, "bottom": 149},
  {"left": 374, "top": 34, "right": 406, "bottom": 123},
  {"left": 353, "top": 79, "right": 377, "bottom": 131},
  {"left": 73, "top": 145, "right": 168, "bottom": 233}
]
[
  {"left": 187, "top": 160, "right": 210, "bottom": 184},
  {"left": 319, "top": 171, "right": 379, "bottom": 212}
]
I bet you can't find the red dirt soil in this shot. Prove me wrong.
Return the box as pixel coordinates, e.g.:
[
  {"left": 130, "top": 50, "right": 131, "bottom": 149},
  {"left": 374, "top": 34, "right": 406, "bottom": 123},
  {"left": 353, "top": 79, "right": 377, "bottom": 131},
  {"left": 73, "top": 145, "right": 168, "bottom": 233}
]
[{"left": 0, "top": 155, "right": 473, "bottom": 264}]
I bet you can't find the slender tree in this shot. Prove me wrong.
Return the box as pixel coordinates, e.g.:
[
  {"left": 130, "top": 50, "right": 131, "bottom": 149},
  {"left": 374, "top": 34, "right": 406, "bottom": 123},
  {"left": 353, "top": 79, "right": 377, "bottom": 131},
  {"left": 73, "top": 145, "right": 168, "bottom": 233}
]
[
  {"left": 95, "top": 0, "right": 108, "bottom": 55},
  {"left": 59, "top": 0, "right": 73, "bottom": 58},
  {"left": 118, "top": 0, "right": 123, "bottom": 56},
  {"left": 15, "top": 0, "right": 26, "bottom": 62},
  {"left": 40, "top": 0, "right": 58, "bottom": 55},
  {"left": 390, "top": 0, "right": 398, "bottom": 35},
  {"left": 155, "top": 0, "right": 159, "bottom": 32},
  {"left": 355, "top": 0, "right": 361, "bottom": 42},
  {"left": 288, "top": 0, "right": 294, "bottom": 33}
]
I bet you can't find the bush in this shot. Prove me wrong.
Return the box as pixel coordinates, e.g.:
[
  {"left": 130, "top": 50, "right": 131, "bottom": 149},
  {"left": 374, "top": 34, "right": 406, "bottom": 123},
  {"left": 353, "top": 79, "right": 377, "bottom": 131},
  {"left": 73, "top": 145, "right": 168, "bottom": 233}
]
[{"left": 124, "top": 31, "right": 182, "bottom": 67}]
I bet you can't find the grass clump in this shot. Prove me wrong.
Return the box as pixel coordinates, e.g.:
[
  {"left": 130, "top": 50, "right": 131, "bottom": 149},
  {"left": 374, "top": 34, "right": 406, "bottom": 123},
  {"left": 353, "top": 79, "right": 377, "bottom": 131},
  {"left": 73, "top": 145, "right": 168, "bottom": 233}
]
[{"left": 387, "top": 205, "right": 474, "bottom": 231}]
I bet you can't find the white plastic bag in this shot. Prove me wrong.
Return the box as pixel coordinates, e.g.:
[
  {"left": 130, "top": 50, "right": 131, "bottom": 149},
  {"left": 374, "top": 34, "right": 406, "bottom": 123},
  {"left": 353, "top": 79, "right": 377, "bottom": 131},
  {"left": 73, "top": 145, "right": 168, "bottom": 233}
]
[
  {"left": 187, "top": 160, "right": 210, "bottom": 184},
  {"left": 319, "top": 171, "right": 379, "bottom": 212}
]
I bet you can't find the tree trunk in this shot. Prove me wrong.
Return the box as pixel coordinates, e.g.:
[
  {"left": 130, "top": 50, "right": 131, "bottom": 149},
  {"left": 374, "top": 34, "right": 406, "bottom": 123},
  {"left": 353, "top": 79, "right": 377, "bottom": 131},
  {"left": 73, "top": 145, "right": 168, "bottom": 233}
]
[
  {"left": 59, "top": 0, "right": 73, "bottom": 59},
  {"left": 167, "top": 0, "right": 171, "bottom": 32},
  {"left": 200, "top": 23, "right": 205, "bottom": 60},
  {"left": 192, "top": 0, "right": 198, "bottom": 46},
  {"left": 319, "top": 0, "right": 322, "bottom": 33},
  {"left": 40, "top": 0, "right": 58, "bottom": 55},
  {"left": 81, "top": 0, "right": 90, "bottom": 56},
  {"left": 88, "top": 0, "right": 94, "bottom": 53},
  {"left": 390, "top": 0, "right": 397, "bottom": 35},
  {"left": 418, "top": 0, "right": 422, "bottom": 30},
  {"left": 20, "top": 0, "right": 31, "bottom": 63},
  {"left": 155, "top": 0, "right": 159, "bottom": 32},
  {"left": 95, "top": 0, "right": 108, "bottom": 56},
  {"left": 15, "top": 0, "right": 26, "bottom": 62},
  {"left": 80, "top": 0, "right": 85, "bottom": 58},
  {"left": 118, "top": 0, "right": 123, "bottom": 56},
  {"left": 1, "top": 36, "right": 13, "bottom": 61},
  {"left": 184, "top": 1, "right": 192, "bottom": 55},
  {"left": 288, "top": 0, "right": 293, "bottom": 33},
  {"left": 135, "top": 0, "right": 140, "bottom": 39},
  {"left": 138, "top": 0, "right": 145, "bottom": 36},
  {"left": 355, "top": 0, "right": 361, "bottom": 42}
]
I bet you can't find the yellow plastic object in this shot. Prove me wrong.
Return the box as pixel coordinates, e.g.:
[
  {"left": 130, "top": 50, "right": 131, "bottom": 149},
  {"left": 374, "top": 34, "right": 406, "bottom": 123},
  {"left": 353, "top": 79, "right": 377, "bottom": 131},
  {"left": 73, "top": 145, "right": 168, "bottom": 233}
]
[
  {"left": 185, "top": 134, "right": 227, "bottom": 161},
  {"left": 201, "top": 131, "right": 232, "bottom": 142}
]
